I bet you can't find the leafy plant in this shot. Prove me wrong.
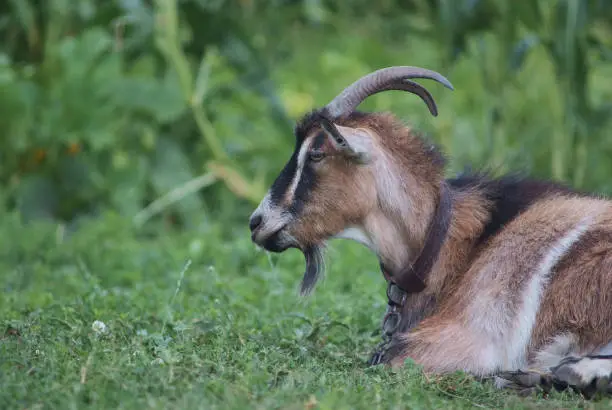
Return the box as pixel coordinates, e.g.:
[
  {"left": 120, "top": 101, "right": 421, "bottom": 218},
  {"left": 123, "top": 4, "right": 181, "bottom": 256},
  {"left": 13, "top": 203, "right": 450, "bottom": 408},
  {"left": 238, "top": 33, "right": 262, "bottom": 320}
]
[{"left": 1, "top": 0, "right": 611, "bottom": 227}]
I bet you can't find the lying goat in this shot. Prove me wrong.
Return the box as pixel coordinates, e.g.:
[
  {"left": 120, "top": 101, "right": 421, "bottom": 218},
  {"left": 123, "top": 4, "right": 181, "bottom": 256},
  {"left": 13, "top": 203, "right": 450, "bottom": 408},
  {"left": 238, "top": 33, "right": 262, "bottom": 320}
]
[{"left": 248, "top": 66, "right": 612, "bottom": 397}]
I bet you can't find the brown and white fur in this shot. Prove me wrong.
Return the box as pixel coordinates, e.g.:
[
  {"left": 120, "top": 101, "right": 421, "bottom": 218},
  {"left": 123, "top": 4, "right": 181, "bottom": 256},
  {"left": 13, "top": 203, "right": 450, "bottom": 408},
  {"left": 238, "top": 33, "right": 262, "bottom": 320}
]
[{"left": 249, "top": 108, "right": 612, "bottom": 397}]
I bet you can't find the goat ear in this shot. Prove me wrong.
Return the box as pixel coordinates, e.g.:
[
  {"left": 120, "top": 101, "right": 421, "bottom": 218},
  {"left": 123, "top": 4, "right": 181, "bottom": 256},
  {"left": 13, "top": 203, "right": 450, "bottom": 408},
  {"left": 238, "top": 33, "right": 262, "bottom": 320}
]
[{"left": 323, "top": 123, "right": 373, "bottom": 164}]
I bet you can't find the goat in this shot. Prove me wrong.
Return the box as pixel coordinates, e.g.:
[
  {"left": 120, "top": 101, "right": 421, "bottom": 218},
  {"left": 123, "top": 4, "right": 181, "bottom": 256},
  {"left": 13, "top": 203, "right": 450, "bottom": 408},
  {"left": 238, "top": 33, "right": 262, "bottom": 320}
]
[{"left": 248, "top": 66, "right": 612, "bottom": 398}]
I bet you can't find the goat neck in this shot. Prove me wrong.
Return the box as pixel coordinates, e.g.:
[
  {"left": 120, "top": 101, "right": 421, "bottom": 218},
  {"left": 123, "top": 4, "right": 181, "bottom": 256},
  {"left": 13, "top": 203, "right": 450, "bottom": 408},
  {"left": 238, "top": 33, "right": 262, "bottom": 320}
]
[{"left": 378, "top": 182, "right": 453, "bottom": 294}]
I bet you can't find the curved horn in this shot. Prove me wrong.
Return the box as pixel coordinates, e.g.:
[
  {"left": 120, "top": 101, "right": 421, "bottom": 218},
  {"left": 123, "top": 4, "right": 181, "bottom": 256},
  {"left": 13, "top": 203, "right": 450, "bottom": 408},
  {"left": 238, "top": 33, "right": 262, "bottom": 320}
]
[{"left": 324, "top": 66, "right": 454, "bottom": 119}]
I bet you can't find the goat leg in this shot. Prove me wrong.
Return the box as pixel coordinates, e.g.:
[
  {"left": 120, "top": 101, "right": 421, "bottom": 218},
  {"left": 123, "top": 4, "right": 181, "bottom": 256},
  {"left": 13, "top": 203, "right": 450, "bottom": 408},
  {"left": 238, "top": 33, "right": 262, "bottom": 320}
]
[{"left": 495, "top": 355, "right": 612, "bottom": 399}]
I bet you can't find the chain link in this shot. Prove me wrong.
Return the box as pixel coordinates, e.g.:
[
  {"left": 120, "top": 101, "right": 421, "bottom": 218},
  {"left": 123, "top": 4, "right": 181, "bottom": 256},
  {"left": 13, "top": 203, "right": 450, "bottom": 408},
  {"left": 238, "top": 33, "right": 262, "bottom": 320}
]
[{"left": 368, "top": 281, "right": 408, "bottom": 365}]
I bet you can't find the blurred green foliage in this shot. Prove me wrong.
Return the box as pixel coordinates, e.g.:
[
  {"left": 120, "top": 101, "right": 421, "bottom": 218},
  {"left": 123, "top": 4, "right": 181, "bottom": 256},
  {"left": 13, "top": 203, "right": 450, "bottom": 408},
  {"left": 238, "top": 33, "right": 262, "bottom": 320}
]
[{"left": 1, "top": 0, "right": 612, "bottom": 229}]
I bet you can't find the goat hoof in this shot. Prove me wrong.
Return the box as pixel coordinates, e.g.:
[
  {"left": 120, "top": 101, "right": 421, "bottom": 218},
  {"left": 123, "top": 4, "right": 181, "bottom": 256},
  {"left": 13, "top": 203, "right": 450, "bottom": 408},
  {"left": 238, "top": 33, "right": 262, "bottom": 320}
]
[
  {"left": 550, "top": 356, "right": 612, "bottom": 398},
  {"left": 550, "top": 356, "right": 584, "bottom": 387}
]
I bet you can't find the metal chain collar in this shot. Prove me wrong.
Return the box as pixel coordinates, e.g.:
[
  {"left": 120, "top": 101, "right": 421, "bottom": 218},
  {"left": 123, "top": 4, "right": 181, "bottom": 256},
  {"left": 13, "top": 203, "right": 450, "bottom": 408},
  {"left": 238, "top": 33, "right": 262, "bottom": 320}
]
[{"left": 368, "top": 281, "right": 408, "bottom": 366}]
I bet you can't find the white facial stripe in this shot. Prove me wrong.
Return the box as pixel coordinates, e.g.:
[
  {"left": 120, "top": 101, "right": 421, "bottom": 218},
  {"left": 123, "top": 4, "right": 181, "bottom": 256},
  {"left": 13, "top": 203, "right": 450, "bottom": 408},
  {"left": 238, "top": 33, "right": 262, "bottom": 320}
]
[
  {"left": 286, "top": 135, "right": 315, "bottom": 203},
  {"left": 250, "top": 134, "right": 316, "bottom": 246}
]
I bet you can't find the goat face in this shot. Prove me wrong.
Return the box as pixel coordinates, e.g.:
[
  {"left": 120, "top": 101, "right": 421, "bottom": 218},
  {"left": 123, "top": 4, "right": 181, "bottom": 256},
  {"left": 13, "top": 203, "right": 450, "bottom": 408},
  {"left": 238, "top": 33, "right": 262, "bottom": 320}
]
[
  {"left": 249, "top": 116, "right": 377, "bottom": 253},
  {"left": 249, "top": 114, "right": 381, "bottom": 293},
  {"left": 249, "top": 66, "right": 454, "bottom": 294}
]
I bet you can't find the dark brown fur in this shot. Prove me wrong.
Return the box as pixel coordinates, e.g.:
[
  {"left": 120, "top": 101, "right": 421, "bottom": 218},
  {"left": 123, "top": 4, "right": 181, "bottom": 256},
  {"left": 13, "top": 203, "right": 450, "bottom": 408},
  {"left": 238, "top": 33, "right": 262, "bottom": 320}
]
[{"left": 530, "top": 227, "right": 612, "bottom": 354}]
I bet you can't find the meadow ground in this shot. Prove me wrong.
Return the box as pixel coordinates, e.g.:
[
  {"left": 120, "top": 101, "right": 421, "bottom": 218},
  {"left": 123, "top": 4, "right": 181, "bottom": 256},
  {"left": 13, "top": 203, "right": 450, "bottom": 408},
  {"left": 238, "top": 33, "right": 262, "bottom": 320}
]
[{"left": 1, "top": 212, "right": 611, "bottom": 410}]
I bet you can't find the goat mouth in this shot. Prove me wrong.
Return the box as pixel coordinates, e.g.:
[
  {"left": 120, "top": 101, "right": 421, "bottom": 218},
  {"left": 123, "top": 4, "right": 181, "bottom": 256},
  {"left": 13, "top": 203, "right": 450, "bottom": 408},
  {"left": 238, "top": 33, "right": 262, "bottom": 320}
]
[
  {"left": 252, "top": 228, "right": 326, "bottom": 296},
  {"left": 253, "top": 227, "right": 293, "bottom": 253}
]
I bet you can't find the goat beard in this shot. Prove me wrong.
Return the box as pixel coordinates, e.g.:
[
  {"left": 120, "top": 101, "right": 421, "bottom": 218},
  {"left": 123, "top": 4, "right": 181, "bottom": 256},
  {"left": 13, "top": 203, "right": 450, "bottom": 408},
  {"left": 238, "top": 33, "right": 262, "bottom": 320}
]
[{"left": 299, "top": 243, "right": 326, "bottom": 296}]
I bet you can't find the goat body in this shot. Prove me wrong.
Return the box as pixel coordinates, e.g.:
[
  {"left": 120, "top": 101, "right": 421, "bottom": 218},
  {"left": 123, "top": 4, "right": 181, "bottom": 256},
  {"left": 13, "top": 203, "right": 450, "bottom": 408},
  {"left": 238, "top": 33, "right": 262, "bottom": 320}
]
[{"left": 249, "top": 67, "right": 612, "bottom": 397}]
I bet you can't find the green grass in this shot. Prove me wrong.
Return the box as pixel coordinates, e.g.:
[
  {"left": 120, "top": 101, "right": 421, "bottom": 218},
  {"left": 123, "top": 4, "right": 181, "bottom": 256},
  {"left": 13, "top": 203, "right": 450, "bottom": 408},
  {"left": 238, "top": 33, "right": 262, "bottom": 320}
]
[{"left": 1, "top": 212, "right": 611, "bottom": 410}]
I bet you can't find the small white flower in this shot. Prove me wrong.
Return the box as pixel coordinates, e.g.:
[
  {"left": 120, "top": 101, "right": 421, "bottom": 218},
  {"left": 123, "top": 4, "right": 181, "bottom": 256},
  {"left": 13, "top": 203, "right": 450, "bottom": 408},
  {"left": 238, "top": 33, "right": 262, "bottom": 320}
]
[
  {"left": 92, "top": 320, "right": 108, "bottom": 335},
  {"left": 189, "top": 239, "right": 203, "bottom": 256},
  {"left": 136, "top": 329, "right": 148, "bottom": 337},
  {"left": 151, "top": 357, "right": 165, "bottom": 365}
]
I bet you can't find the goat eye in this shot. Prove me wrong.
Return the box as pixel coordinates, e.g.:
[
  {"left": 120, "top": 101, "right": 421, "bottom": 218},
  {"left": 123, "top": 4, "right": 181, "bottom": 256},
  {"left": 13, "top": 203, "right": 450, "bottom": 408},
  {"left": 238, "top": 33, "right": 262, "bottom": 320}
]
[{"left": 309, "top": 150, "right": 325, "bottom": 162}]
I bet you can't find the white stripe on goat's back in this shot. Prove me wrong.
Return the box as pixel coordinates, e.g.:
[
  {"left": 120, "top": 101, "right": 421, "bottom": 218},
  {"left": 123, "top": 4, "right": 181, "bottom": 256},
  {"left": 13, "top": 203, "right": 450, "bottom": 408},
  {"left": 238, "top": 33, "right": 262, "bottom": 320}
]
[{"left": 507, "top": 216, "right": 593, "bottom": 369}]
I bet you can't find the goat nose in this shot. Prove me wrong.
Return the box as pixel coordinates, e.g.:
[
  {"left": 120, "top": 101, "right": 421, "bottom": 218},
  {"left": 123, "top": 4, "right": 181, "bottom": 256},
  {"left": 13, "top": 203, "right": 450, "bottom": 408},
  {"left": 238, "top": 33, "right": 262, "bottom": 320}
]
[{"left": 249, "top": 213, "right": 263, "bottom": 233}]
